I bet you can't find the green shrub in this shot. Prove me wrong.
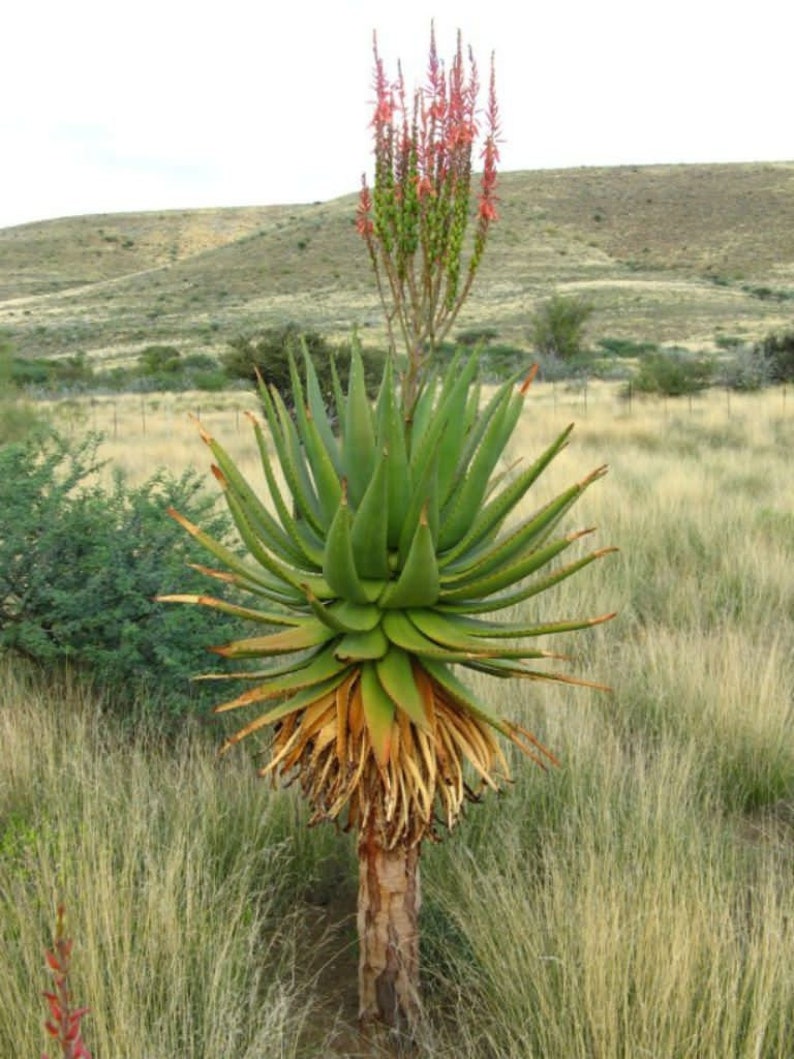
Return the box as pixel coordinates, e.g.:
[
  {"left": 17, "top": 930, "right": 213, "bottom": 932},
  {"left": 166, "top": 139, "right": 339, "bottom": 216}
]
[
  {"left": 528, "top": 292, "right": 594, "bottom": 361},
  {"left": 10, "top": 353, "right": 94, "bottom": 392},
  {"left": 742, "top": 284, "right": 794, "bottom": 303},
  {"left": 0, "top": 431, "right": 240, "bottom": 720},
  {"left": 191, "top": 368, "right": 230, "bottom": 392},
  {"left": 222, "top": 325, "right": 385, "bottom": 405},
  {"left": 137, "top": 344, "right": 182, "bottom": 375},
  {"left": 597, "top": 336, "right": 659, "bottom": 358},
  {"left": 713, "top": 334, "right": 743, "bottom": 351},
  {"left": 754, "top": 329, "right": 794, "bottom": 383},
  {"left": 633, "top": 349, "right": 715, "bottom": 396},
  {"left": 0, "top": 336, "right": 44, "bottom": 443}
]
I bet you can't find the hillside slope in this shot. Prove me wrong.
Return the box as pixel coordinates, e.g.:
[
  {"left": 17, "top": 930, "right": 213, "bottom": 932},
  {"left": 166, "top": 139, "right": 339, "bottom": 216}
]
[{"left": 2, "top": 162, "right": 793, "bottom": 364}]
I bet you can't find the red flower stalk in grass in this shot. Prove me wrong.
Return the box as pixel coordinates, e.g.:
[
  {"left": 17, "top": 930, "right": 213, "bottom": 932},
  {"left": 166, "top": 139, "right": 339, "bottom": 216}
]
[
  {"left": 42, "top": 905, "right": 92, "bottom": 1059},
  {"left": 357, "top": 23, "right": 501, "bottom": 412}
]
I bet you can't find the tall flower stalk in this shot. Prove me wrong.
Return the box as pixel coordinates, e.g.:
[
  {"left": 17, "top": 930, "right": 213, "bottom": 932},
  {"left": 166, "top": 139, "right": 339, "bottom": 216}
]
[{"left": 356, "top": 24, "right": 500, "bottom": 413}]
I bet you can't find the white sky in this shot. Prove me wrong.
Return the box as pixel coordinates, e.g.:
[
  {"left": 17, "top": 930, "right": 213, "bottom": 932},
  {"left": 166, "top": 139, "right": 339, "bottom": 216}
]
[{"left": 1, "top": 0, "right": 790, "bottom": 231}]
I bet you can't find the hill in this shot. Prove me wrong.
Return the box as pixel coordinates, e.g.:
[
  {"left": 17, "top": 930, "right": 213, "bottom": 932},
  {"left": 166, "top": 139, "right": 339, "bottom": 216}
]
[{"left": 2, "top": 162, "right": 794, "bottom": 367}]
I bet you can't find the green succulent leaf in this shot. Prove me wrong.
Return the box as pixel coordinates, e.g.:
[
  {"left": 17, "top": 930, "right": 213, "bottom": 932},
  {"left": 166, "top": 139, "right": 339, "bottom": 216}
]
[
  {"left": 360, "top": 661, "right": 396, "bottom": 767},
  {"left": 248, "top": 415, "right": 325, "bottom": 568},
  {"left": 289, "top": 353, "right": 343, "bottom": 525},
  {"left": 258, "top": 380, "right": 324, "bottom": 536},
  {"left": 382, "top": 610, "right": 486, "bottom": 662},
  {"left": 406, "top": 608, "right": 556, "bottom": 660},
  {"left": 439, "top": 422, "right": 575, "bottom": 568},
  {"left": 439, "top": 533, "right": 576, "bottom": 604},
  {"left": 209, "top": 618, "right": 337, "bottom": 659},
  {"left": 218, "top": 674, "right": 348, "bottom": 750},
  {"left": 167, "top": 508, "right": 308, "bottom": 605},
  {"left": 212, "top": 645, "right": 349, "bottom": 713},
  {"left": 335, "top": 624, "right": 389, "bottom": 661},
  {"left": 437, "top": 547, "right": 617, "bottom": 615},
  {"left": 351, "top": 447, "right": 390, "bottom": 579},
  {"left": 302, "top": 343, "right": 343, "bottom": 475},
  {"left": 381, "top": 510, "right": 440, "bottom": 609},
  {"left": 156, "top": 593, "right": 305, "bottom": 627},
  {"left": 375, "top": 647, "right": 431, "bottom": 730},
  {"left": 323, "top": 491, "right": 371, "bottom": 605},
  {"left": 343, "top": 348, "right": 376, "bottom": 506}
]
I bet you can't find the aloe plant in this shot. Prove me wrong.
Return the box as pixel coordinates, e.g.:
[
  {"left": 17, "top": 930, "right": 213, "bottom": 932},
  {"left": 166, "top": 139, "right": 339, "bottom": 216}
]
[{"left": 161, "top": 26, "right": 614, "bottom": 1036}]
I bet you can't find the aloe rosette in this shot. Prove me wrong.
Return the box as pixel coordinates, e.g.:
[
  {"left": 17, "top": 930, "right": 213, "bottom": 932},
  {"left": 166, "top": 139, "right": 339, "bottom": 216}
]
[{"left": 161, "top": 348, "right": 614, "bottom": 848}]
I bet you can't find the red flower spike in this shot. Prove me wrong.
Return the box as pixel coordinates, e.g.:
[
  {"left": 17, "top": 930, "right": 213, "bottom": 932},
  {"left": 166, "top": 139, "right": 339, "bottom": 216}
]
[
  {"left": 358, "top": 22, "right": 500, "bottom": 412},
  {"left": 41, "top": 904, "right": 93, "bottom": 1059}
]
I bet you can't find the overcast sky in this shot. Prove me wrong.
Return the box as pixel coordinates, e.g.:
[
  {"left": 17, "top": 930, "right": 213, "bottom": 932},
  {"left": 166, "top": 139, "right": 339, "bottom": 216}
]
[{"left": 1, "top": 0, "right": 790, "bottom": 231}]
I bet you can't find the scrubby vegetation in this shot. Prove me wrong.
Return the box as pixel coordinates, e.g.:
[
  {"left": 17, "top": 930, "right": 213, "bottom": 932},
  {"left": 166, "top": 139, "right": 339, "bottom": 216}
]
[
  {"left": 631, "top": 347, "right": 715, "bottom": 396},
  {"left": 1, "top": 383, "right": 792, "bottom": 1056},
  {"left": 0, "top": 429, "right": 240, "bottom": 720},
  {"left": 221, "top": 324, "right": 386, "bottom": 404},
  {"left": 528, "top": 292, "right": 595, "bottom": 362}
]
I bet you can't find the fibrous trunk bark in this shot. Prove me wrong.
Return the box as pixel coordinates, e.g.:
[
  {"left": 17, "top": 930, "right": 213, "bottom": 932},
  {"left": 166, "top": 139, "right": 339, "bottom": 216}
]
[{"left": 357, "top": 820, "right": 422, "bottom": 1034}]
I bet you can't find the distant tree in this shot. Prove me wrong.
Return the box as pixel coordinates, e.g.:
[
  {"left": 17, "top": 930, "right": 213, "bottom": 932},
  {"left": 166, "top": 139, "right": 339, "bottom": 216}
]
[
  {"left": 221, "top": 325, "right": 384, "bottom": 406},
  {"left": 755, "top": 330, "right": 794, "bottom": 383},
  {"left": 633, "top": 349, "right": 714, "bottom": 396},
  {"left": 138, "top": 345, "right": 182, "bottom": 376},
  {"left": 222, "top": 325, "right": 330, "bottom": 390},
  {"left": 528, "top": 293, "right": 594, "bottom": 361}
]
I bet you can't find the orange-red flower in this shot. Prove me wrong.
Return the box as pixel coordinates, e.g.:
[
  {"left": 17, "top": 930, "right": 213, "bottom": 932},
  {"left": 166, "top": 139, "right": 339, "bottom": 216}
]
[
  {"left": 358, "top": 23, "right": 501, "bottom": 402},
  {"left": 42, "top": 905, "right": 92, "bottom": 1059}
]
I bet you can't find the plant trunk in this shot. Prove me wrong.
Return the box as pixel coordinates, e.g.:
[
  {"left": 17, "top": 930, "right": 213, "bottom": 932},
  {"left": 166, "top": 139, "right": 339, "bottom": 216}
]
[{"left": 357, "top": 818, "right": 422, "bottom": 1034}]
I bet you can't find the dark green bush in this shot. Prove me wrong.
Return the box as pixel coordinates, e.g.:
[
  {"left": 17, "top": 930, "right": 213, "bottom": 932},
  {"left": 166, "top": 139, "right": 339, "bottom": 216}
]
[
  {"left": 713, "top": 334, "right": 743, "bottom": 351},
  {"left": 597, "top": 337, "right": 659, "bottom": 358},
  {"left": 137, "top": 344, "right": 182, "bottom": 375},
  {"left": 10, "top": 353, "right": 94, "bottom": 391},
  {"left": 0, "top": 431, "right": 241, "bottom": 720},
  {"left": 222, "top": 325, "right": 385, "bottom": 405},
  {"left": 90, "top": 348, "right": 230, "bottom": 394},
  {"left": 528, "top": 292, "right": 594, "bottom": 361},
  {"left": 420, "top": 337, "right": 531, "bottom": 381},
  {"left": 754, "top": 330, "right": 794, "bottom": 383},
  {"left": 633, "top": 349, "right": 715, "bottom": 396}
]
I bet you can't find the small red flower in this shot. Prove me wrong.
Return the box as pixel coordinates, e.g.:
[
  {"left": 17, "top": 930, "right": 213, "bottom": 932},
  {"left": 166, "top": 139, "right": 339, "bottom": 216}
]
[
  {"left": 356, "top": 180, "right": 375, "bottom": 238},
  {"left": 415, "top": 175, "right": 434, "bottom": 200},
  {"left": 478, "top": 198, "right": 499, "bottom": 222}
]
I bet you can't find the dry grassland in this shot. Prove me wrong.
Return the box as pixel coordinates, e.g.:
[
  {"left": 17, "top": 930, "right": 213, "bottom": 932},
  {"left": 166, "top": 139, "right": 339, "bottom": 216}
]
[{"left": 1, "top": 382, "right": 792, "bottom": 1056}]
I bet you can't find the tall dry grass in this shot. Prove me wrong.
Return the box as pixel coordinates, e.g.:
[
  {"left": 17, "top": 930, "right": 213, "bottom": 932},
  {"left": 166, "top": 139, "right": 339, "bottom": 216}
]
[
  {"left": 2, "top": 381, "right": 792, "bottom": 1056},
  {"left": 0, "top": 664, "right": 346, "bottom": 1058},
  {"left": 419, "top": 382, "right": 794, "bottom": 1058}
]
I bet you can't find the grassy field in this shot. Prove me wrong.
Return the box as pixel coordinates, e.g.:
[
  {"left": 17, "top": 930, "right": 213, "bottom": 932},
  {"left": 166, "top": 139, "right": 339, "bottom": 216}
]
[
  {"left": 1, "top": 383, "right": 792, "bottom": 1056},
  {"left": 3, "top": 162, "right": 794, "bottom": 367}
]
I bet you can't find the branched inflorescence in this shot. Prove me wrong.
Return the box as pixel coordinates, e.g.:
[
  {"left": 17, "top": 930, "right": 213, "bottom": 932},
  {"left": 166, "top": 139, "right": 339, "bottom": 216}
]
[{"left": 356, "top": 24, "right": 501, "bottom": 412}]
